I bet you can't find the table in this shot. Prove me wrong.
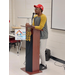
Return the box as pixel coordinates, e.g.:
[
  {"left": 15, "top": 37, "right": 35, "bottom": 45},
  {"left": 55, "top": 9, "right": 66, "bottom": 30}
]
[
  {"left": 9, "top": 34, "right": 15, "bottom": 37},
  {"left": 12, "top": 27, "right": 21, "bottom": 29},
  {"left": 9, "top": 34, "right": 22, "bottom": 54}
]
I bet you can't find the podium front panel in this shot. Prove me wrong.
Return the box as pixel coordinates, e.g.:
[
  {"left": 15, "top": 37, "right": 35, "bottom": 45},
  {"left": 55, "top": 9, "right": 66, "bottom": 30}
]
[{"left": 26, "top": 35, "right": 33, "bottom": 72}]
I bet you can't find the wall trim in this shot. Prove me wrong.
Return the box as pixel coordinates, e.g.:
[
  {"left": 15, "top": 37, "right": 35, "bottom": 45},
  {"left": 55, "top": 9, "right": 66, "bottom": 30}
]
[{"left": 50, "top": 56, "right": 65, "bottom": 64}]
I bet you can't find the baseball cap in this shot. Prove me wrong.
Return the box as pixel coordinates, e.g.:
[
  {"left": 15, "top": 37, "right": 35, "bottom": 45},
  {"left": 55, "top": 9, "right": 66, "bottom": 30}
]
[{"left": 34, "top": 4, "right": 44, "bottom": 11}]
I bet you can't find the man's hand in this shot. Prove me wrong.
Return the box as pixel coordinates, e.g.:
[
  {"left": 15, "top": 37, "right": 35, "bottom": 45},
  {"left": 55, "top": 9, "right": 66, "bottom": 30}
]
[
  {"left": 26, "top": 23, "right": 35, "bottom": 29},
  {"left": 31, "top": 25, "right": 35, "bottom": 29}
]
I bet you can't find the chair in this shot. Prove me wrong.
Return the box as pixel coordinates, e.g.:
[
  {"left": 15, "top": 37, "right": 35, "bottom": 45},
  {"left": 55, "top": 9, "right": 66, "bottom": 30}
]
[
  {"left": 9, "top": 37, "right": 16, "bottom": 47},
  {"left": 9, "top": 36, "right": 21, "bottom": 51}
]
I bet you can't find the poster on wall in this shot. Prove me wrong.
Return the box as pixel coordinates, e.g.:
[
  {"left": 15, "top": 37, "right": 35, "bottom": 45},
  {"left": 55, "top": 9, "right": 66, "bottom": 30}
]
[{"left": 15, "top": 29, "right": 26, "bottom": 40}]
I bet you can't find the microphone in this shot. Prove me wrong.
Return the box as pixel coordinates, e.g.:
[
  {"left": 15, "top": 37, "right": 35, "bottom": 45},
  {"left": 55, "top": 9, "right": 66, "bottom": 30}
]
[
  {"left": 31, "top": 12, "right": 35, "bottom": 25},
  {"left": 32, "top": 12, "right": 35, "bottom": 20}
]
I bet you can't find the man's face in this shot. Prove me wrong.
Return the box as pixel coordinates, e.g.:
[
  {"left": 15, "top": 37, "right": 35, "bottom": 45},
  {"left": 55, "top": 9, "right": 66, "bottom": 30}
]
[{"left": 34, "top": 7, "right": 41, "bottom": 14}]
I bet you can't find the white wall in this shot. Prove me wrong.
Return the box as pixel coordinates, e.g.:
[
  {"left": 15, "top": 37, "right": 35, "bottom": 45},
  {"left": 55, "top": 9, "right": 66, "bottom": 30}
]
[
  {"left": 12, "top": 0, "right": 26, "bottom": 48},
  {"left": 12, "top": 0, "right": 65, "bottom": 60},
  {"left": 15, "top": 0, "right": 26, "bottom": 26},
  {"left": 9, "top": 0, "right": 13, "bottom": 32}
]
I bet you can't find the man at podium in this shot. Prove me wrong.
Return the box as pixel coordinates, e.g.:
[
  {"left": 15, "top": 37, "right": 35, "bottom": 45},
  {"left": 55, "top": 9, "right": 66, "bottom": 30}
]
[{"left": 26, "top": 4, "right": 48, "bottom": 70}]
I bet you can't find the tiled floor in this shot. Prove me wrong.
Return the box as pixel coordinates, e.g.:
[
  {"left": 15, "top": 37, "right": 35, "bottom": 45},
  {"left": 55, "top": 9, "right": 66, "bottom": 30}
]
[{"left": 9, "top": 47, "right": 65, "bottom": 75}]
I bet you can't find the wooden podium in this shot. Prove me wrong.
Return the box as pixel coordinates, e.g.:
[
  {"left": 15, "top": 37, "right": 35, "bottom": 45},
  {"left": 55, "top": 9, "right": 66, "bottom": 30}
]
[{"left": 21, "top": 25, "right": 42, "bottom": 75}]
